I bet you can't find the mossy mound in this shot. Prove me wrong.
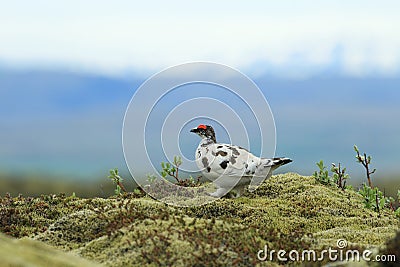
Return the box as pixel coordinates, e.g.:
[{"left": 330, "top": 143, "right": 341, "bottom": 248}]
[
  {"left": 0, "top": 232, "right": 101, "bottom": 267},
  {"left": 0, "top": 193, "right": 105, "bottom": 238},
  {"left": 1, "top": 173, "right": 399, "bottom": 266},
  {"left": 379, "top": 230, "right": 400, "bottom": 267}
]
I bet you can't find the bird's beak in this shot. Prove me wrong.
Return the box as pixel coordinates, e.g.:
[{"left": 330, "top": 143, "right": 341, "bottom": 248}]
[{"left": 190, "top": 128, "right": 198, "bottom": 133}]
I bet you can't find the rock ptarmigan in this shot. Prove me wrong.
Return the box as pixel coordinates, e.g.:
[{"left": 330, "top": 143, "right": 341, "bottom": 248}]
[{"left": 190, "top": 124, "right": 292, "bottom": 198}]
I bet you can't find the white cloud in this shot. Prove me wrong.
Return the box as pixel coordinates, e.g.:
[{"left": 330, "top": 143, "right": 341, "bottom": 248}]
[{"left": 0, "top": 1, "right": 399, "bottom": 78}]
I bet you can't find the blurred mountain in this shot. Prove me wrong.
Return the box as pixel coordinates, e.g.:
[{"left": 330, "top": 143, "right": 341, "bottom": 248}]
[{"left": 0, "top": 69, "right": 399, "bottom": 187}]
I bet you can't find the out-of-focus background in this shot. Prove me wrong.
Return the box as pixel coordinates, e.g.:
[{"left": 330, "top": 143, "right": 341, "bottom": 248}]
[{"left": 1, "top": 1, "right": 399, "bottom": 197}]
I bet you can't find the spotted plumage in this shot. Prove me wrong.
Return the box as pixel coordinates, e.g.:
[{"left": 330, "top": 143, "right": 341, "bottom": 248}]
[{"left": 190, "top": 124, "right": 292, "bottom": 198}]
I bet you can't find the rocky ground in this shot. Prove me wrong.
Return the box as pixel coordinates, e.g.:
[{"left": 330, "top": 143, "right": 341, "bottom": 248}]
[{"left": 1, "top": 173, "right": 399, "bottom": 266}]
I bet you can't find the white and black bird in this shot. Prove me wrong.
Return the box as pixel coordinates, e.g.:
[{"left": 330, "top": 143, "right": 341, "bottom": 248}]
[{"left": 190, "top": 124, "right": 292, "bottom": 198}]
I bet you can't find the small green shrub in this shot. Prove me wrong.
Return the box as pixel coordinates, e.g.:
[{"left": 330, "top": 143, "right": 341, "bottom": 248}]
[
  {"left": 358, "top": 184, "right": 386, "bottom": 212},
  {"left": 313, "top": 160, "right": 350, "bottom": 190},
  {"left": 354, "top": 145, "right": 376, "bottom": 188},
  {"left": 331, "top": 163, "right": 349, "bottom": 190},
  {"left": 160, "top": 156, "right": 182, "bottom": 182},
  {"left": 395, "top": 190, "right": 400, "bottom": 218},
  {"left": 314, "top": 146, "right": 400, "bottom": 218},
  {"left": 160, "top": 156, "right": 201, "bottom": 187},
  {"left": 107, "top": 168, "right": 127, "bottom": 195},
  {"left": 353, "top": 145, "right": 388, "bottom": 215},
  {"left": 313, "top": 160, "right": 333, "bottom": 186},
  {"left": 395, "top": 208, "right": 400, "bottom": 218}
]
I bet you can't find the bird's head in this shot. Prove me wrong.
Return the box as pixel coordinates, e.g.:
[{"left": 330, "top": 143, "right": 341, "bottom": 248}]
[{"left": 190, "top": 124, "right": 216, "bottom": 143}]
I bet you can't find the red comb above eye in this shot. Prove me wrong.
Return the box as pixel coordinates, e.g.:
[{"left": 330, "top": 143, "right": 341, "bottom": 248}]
[{"left": 197, "top": 124, "right": 207, "bottom": 129}]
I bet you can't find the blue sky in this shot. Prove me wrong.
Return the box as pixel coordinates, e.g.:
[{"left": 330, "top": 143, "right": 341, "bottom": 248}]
[{"left": 0, "top": 1, "right": 400, "bottom": 185}]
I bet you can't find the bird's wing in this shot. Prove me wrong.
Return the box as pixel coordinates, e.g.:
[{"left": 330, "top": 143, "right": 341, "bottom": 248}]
[{"left": 205, "top": 143, "right": 272, "bottom": 178}]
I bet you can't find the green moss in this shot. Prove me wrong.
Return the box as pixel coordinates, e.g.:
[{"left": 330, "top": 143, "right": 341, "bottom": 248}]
[
  {"left": 79, "top": 216, "right": 268, "bottom": 266},
  {"left": 1, "top": 173, "right": 399, "bottom": 266},
  {"left": 0, "top": 232, "right": 101, "bottom": 267},
  {"left": 34, "top": 209, "right": 108, "bottom": 250},
  {"left": 0, "top": 193, "right": 85, "bottom": 237}
]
